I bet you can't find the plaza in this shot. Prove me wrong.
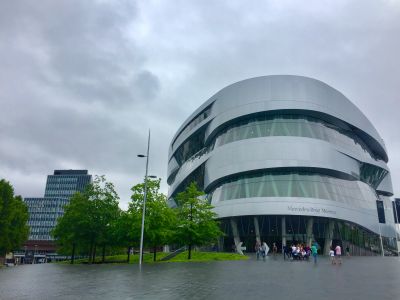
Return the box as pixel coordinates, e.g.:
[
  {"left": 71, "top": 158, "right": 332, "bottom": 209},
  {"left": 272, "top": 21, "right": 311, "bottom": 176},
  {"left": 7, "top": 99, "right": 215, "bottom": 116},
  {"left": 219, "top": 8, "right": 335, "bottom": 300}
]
[{"left": 1, "top": 256, "right": 399, "bottom": 299}]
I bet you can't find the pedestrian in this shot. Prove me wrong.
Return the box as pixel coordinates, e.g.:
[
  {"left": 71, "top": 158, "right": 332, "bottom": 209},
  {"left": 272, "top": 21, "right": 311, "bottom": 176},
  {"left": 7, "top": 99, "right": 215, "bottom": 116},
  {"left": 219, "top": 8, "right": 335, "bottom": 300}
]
[
  {"left": 291, "top": 244, "right": 296, "bottom": 260},
  {"left": 335, "top": 245, "right": 342, "bottom": 264},
  {"left": 272, "top": 242, "right": 278, "bottom": 258},
  {"left": 311, "top": 243, "right": 318, "bottom": 264},
  {"left": 346, "top": 246, "right": 350, "bottom": 256},
  {"left": 261, "top": 242, "right": 268, "bottom": 261},
  {"left": 329, "top": 247, "right": 335, "bottom": 265},
  {"left": 255, "top": 241, "right": 261, "bottom": 261},
  {"left": 283, "top": 245, "right": 288, "bottom": 260}
]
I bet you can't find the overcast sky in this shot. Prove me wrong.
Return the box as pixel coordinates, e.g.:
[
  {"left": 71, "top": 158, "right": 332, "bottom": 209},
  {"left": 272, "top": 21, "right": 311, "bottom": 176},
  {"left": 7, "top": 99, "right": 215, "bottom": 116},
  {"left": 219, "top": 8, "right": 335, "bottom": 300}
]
[{"left": 1, "top": 0, "right": 399, "bottom": 209}]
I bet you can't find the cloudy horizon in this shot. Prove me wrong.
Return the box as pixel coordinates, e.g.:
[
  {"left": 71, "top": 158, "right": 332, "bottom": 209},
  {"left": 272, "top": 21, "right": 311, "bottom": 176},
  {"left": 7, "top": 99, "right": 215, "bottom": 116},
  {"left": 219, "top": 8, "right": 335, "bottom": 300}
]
[{"left": 1, "top": 0, "right": 399, "bottom": 209}]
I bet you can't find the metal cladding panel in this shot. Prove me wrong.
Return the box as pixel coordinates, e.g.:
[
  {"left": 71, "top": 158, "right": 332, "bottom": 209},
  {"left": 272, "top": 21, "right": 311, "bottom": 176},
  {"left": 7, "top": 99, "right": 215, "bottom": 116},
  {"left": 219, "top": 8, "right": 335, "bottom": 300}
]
[
  {"left": 169, "top": 75, "right": 387, "bottom": 161},
  {"left": 168, "top": 151, "right": 210, "bottom": 198},
  {"left": 169, "top": 117, "right": 214, "bottom": 159},
  {"left": 212, "top": 197, "right": 386, "bottom": 236},
  {"left": 167, "top": 156, "right": 179, "bottom": 182},
  {"left": 167, "top": 75, "right": 394, "bottom": 238},
  {"left": 203, "top": 137, "right": 361, "bottom": 191}
]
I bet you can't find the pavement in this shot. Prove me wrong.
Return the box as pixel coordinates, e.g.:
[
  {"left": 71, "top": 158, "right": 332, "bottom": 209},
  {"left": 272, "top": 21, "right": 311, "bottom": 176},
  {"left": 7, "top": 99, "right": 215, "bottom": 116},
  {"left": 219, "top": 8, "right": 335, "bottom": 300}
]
[{"left": 1, "top": 255, "right": 399, "bottom": 300}]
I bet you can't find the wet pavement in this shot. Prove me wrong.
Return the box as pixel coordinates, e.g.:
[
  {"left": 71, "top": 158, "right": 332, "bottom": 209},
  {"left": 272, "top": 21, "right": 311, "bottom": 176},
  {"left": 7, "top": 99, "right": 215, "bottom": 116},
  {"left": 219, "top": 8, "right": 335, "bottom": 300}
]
[{"left": 1, "top": 256, "right": 400, "bottom": 300}]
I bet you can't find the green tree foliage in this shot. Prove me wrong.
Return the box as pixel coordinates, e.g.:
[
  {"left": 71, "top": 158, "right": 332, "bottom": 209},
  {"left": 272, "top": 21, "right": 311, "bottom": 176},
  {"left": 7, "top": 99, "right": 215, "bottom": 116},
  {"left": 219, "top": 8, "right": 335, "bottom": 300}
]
[
  {"left": 130, "top": 178, "right": 176, "bottom": 261},
  {"left": 175, "top": 182, "right": 223, "bottom": 259},
  {"left": 112, "top": 210, "right": 141, "bottom": 262},
  {"left": 0, "top": 179, "right": 29, "bottom": 262},
  {"left": 52, "top": 175, "right": 121, "bottom": 264}
]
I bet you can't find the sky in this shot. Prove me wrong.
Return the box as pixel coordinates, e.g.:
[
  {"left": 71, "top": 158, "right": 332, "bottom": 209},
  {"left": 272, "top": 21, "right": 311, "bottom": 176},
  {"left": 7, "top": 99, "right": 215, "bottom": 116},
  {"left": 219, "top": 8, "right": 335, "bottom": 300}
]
[{"left": 1, "top": 0, "right": 399, "bottom": 209}]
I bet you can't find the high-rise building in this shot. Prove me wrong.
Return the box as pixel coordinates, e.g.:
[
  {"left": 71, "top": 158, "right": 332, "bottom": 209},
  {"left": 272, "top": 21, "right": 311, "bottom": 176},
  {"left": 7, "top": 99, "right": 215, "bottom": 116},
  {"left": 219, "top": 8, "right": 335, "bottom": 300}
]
[
  {"left": 19, "top": 170, "right": 91, "bottom": 261},
  {"left": 44, "top": 170, "right": 92, "bottom": 199},
  {"left": 167, "top": 75, "right": 399, "bottom": 255}
]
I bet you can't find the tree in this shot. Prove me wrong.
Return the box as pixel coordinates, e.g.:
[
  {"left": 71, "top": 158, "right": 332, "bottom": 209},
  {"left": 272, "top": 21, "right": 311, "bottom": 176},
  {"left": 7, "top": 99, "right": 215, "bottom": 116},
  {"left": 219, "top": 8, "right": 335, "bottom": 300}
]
[
  {"left": 130, "top": 178, "right": 176, "bottom": 261},
  {"left": 0, "top": 179, "right": 29, "bottom": 264},
  {"left": 112, "top": 210, "right": 141, "bottom": 262},
  {"left": 52, "top": 175, "right": 121, "bottom": 264},
  {"left": 175, "top": 182, "right": 223, "bottom": 259},
  {"left": 52, "top": 192, "right": 91, "bottom": 264}
]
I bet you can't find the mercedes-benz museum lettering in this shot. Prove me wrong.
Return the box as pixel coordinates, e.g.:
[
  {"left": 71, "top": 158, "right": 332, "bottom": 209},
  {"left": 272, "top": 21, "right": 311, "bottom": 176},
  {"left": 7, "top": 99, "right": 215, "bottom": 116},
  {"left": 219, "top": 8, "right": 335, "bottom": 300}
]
[{"left": 167, "top": 75, "right": 399, "bottom": 255}]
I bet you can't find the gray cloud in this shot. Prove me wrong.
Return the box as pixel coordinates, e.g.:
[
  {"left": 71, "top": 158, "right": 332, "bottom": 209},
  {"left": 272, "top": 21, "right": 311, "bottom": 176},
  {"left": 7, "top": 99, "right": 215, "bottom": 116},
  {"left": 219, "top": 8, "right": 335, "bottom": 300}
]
[{"left": 1, "top": 0, "right": 400, "bottom": 208}]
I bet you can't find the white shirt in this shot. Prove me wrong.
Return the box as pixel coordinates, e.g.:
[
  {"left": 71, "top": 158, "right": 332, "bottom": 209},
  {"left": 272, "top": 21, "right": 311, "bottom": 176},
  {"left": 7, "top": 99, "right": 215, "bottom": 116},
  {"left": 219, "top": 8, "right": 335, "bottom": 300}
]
[{"left": 329, "top": 250, "right": 334, "bottom": 257}]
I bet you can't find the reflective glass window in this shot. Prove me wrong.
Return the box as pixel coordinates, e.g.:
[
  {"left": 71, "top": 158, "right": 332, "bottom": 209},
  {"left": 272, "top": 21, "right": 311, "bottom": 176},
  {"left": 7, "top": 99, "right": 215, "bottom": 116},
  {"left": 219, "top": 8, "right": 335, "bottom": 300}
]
[
  {"left": 210, "top": 171, "right": 378, "bottom": 210},
  {"left": 212, "top": 114, "right": 382, "bottom": 162}
]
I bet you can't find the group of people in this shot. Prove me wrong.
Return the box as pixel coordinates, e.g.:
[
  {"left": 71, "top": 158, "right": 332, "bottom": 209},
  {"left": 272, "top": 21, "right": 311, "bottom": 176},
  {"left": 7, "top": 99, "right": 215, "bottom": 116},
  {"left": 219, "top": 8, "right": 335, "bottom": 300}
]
[
  {"left": 329, "top": 245, "right": 344, "bottom": 264},
  {"left": 255, "top": 241, "right": 346, "bottom": 264},
  {"left": 254, "top": 241, "right": 280, "bottom": 261},
  {"left": 283, "top": 244, "right": 312, "bottom": 261}
]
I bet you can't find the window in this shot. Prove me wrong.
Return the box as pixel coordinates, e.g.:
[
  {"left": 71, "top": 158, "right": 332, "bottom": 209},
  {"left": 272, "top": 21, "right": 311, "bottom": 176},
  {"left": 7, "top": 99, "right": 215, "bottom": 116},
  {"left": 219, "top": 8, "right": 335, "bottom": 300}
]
[
  {"left": 210, "top": 171, "right": 378, "bottom": 210},
  {"left": 212, "top": 114, "right": 382, "bottom": 162},
  {"left": 376, "top": 200, "right": 386, "bottom": 223}
]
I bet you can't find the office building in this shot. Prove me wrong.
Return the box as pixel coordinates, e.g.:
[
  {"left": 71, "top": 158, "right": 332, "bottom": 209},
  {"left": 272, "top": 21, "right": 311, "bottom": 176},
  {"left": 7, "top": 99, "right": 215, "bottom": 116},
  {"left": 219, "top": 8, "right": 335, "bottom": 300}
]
[{"left": 19, "top": 170, "right": 91, "bottom": 261}]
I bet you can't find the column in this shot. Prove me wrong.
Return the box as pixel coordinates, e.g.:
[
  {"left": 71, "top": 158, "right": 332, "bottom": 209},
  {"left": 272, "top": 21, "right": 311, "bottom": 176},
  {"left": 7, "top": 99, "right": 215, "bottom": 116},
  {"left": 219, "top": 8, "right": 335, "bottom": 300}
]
[
  {"left": 281, "top": 216, "right": 287, "bottom": 247},
  {"left": 230, "top": 218, "right": 243, "bottom": 255},
  {"left": 306, "top": 217, "right": 314, "bottom": 246},
  {"left": 324, "top": 220, "right": 334, "bottom": 255},
  {"left": 254, "top": 216, "right": 261, "bottom": 244}
]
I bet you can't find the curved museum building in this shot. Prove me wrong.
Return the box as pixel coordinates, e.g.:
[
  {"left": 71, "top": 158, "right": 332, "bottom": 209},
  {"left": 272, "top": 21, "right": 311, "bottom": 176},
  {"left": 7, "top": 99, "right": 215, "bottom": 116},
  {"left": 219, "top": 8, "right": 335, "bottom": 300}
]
[{"left": 167, "top": 75, "right": 399, "bottom": 255}]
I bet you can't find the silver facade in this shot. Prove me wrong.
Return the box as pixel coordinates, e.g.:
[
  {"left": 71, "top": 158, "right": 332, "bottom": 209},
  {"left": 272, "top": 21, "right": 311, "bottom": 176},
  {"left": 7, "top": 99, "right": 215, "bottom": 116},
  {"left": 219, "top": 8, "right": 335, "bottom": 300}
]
[{"left": 167, "top": 75, "right": 397, "bottom": 253}]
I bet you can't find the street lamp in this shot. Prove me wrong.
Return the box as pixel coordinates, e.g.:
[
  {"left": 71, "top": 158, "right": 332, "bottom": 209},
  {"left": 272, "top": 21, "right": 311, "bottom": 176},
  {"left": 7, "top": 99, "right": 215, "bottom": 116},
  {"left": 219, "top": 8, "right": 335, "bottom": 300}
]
[{"left": 137, "top": 130, "right": 157, "bottom": 267}]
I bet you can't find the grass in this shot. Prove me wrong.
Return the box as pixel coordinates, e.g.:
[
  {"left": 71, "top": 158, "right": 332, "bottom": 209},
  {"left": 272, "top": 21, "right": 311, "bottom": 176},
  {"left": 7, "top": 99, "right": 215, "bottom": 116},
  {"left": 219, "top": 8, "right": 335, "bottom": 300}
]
[
  {"left": 166, "top": 251, "right": 248, "bottom": 263},
  {"left": 58, "top": 251, "right": 247, "bottom": 264},
  {"left": 59, "top": 252, "right": 168, "bottom": 264}
]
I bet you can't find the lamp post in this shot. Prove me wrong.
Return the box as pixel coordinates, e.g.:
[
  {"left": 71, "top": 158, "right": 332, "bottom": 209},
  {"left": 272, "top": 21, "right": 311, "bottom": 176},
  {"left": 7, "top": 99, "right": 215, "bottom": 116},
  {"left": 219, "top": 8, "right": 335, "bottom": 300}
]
[{"left": 137, "top": 130, "right": 157, "bottom": 267}]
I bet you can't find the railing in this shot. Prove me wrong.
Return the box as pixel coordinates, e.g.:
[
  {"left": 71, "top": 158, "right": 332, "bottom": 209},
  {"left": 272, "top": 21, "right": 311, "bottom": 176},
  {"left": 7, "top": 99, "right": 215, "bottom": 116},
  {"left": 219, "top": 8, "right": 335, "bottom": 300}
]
[{"left": 160, "top": 246, "right": 186, "bottom": 261}]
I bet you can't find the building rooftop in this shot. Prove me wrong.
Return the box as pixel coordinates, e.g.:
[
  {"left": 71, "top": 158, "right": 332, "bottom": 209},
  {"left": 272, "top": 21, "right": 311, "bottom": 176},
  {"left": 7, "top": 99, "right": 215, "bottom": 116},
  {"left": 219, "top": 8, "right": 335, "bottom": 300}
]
[{"left": 53, "top": 170, "right": 88, "bottom": 175}]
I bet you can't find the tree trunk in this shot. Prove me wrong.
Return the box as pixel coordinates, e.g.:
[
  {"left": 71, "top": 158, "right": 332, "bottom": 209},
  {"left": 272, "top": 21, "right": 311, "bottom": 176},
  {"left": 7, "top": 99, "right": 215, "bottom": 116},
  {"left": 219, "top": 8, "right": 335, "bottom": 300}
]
[
  {"left": 102, "top": 245, "right": 106, "bottom": 263},
  {"left": 92, "top": 244, "right": 97, "bottom": 264},
  {"left": 127, "top": 246, "right": 131, "bottom": 263},
  {"left": 88, "top": 241, "right": 94, "bottom": 264},
  {"left": 0, "top": 252, "right": 6, "bottom": 266},
  {"left": 188, "top": 202, "right": 193, "bottom": 260},
  {"left": 153, "top": 246, "right": 157, "bottom": 262},
  {"left": 71, "top": 243, "right": 76, "bottom": 265}
]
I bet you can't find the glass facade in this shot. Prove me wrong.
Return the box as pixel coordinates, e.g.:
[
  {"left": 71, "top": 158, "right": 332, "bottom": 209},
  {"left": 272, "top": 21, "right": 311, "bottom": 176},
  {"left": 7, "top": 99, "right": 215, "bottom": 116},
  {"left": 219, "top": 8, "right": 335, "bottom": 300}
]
[
  {"left": 45, "top": 170, "right": 92, "bottom": 198},
  {"left": 174, "top": 128, "right": 206, "bottom": 166},
  {"left": 172, "top": 105, "right": 212, "bottom": 150},
  {"left": 359, "top": 163, "right": 387, "bottom": 189},
  {"left": 376, "top": 200, "right": 386, "bottom": 223},
  {"left": 220, "top": 216, "right": 387, "bottom": 255},
  {"left": 25, "top": 197, "right": 69, "bottom": 240},
  {"left": 212, "top": 114, "right": 381, "bottom": 162},
  {"left": 393, "top": 199, "right": 400, "bottom": 224},
  {"left": 24, "top": 170, "right": 92, "bottom": 241},
  {"left": 210, "top": 171, "right": 378, "bottom": 209},
  {"left": 170, "top": 113, "right": 387, "bottom": 188}
]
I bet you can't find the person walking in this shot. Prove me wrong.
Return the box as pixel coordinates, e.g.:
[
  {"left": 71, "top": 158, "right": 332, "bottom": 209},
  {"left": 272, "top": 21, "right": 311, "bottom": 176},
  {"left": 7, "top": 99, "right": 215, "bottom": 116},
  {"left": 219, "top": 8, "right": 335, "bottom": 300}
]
[
  {"left": 261, "top": 242, "right": 268, "bottom": 261},
  {"left": 255, "top": 241, "right": 261, "bottom": 261},
  {"left": 345, "top": 246, "right": 350, "bottom": 256},
  {"left": 329, "top": 247, "right": 335, "bottom": 265},
  {"left": 272, "top": 242, "right": 278, "bottom": 259},
  {"left": 283, "top": 245, "right": 289, "bottom": 260},
  {"left": 335, "top": 245, "right": 342, "bottom": 264},
  {"left": 311, "top": 243, "right": 318, "bottom": 264}
]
